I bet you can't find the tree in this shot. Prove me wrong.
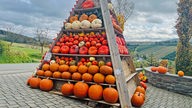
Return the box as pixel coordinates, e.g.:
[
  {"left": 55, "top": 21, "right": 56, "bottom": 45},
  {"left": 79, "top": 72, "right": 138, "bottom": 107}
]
[
  {"left": 175, "top": 0, "right": 192, "bottom": 76},
  {"left": 35, "top": 28, "right": 49, "bottom": 54},
  {"left": 112, "top": 0, "right": 134, "bottom": 30}
]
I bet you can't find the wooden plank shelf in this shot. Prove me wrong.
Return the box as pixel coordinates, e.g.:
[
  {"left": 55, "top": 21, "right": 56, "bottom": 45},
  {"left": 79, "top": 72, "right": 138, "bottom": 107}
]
[
  {"left": 62, "top": 27, "right": 105, "bottom": 33},
  {"left": 126, "top": 72, "right": 138, "bottom": 82},
  {"left": 38, "top": 76, "right": 116, "bottom": 87},
  {"left": 49, "top": 91, "right": 120, "bottom": 107},
  {"left": 74, "top": 7, "right": 101, "bottom": 12}
]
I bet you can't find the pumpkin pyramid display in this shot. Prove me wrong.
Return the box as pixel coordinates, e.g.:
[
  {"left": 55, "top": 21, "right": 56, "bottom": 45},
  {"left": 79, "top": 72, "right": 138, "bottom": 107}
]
[{"left": 27, "top": 0, "right": 140, "bottom": 108}]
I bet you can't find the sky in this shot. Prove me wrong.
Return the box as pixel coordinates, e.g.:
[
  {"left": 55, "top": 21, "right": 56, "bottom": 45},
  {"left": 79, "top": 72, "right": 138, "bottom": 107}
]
[{"left": 0, "top": 0, "right": 179, "bottom": 41}]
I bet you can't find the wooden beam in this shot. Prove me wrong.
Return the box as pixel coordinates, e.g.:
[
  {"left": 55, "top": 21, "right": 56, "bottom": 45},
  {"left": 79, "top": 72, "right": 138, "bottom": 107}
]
[{"left": 100, "top": 0, "right": 131, "bottom": 108}]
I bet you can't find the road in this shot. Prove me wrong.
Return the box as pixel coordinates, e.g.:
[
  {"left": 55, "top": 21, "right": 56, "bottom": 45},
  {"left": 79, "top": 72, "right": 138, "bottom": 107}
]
[{"left": 0, "top": 63, "right": 192, "bottom": 108}]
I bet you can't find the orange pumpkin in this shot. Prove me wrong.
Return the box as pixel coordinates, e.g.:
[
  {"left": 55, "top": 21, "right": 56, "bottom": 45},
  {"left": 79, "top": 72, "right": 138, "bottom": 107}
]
[
  {"left": 82, "top": 73, "right": 93, "bottom": 82},
  {"left": 135, "top": 92, "right": 145, "bottom": 100},
  {"left": 69, "top": 66, "right": 78, "bottom": 73},
  {"left": 103, "top": 87, "right": 119, "bottom": 103},
  {"left": 88, "top": 85, "right": 103, "bottom": 100},
  {"left": 105, "top": 75, "right": 116, "bottom": 84},
  {"left": 72, "top": 73, "right": 82, "bottom": 81},
  {"left": 73, "top": 82, "right": 89, "bottom": 98},
  {"left": 50, "top": 63, "right": 59, "bottom": 72},
  {"left": 131, "top": 92, "right": 144, "bottom": 107},
  {"left": 178, "top": 71, "right": 184, "bottom": 77},
  {"left": 157, "top": 66, "right": 167, "bottom": 74},
  {"left": 39, "top": 79, "right": 53, "bottom": 91},
  {"left": 69, "top": 15, "right": 78, "bottom": 23},
  {"left": 53, "top": 72, "right": 61, "bottom": 78},
  {"left": 42, "top": 64, "right": 50, "bottom": 71},
  {"left": 61, "top": 72, "right": 71, "bottom": 79},
  {"left": 61, "top": 83, "right": 74, "bottom": 96},
  {"left": 37, "top": 70, "right": 44, "bottom": 76},
  {"left": 29, "top": 77, "right": 41, "bottom": 89},
  {"left": 135, "top": 86, "right": 146, "bottom": 95},
  {"left": 78, "top": 65, "right": 88, "bottom": 74},
  {"left": 59, "top": 65, "right": 69, "bottom": 72},
  {"left": 88, "top": 14, "right": 97, "bottom": 22},
  {"left": 88, "top": 65, "right": 99, "bottom": 75},
  {"left": 151, "top": 66, "right": 158, "bottom": 72},
  {"left": 79, "top": 13, "right": 88, "bottom": 22},
  {"left": 93, "top": 73, "right": 105, "bottom": 83},
  {"left": 44, "top": 71, "right": 53, "bottom": 77},
  {"left": 27, "top": 76, "right": 33, "bottom": 85},
  {"left": 100, "top": 65, "right": 113, "bottom": 75}
]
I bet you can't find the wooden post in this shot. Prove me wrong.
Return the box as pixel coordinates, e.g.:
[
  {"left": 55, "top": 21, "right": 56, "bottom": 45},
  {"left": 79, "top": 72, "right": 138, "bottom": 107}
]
[{"left": 100, "top": 0, "right": 131, "bottom": 108}]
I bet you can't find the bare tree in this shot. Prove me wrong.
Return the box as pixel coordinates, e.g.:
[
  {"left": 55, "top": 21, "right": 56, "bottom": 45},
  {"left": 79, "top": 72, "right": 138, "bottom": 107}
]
[{"left": 35, "top": 28, "right": 49, "bottom": 54}]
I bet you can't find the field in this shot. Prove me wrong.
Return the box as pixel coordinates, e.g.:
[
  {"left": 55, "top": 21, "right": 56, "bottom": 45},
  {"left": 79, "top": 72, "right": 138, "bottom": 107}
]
[{"left": 0, "top": 40, "right": 48, "bottom": 63}]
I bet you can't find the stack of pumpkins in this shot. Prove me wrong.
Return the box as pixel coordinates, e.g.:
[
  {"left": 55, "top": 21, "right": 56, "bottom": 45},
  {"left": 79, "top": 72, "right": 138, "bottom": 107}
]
[
  {"left": 131, "top": 86, "right": 146, "bottom": 107},
  {"left": 65, "top": 13, "right": 102, "bottom": 30},
  {"left": 151, "top": 66, "right": 168, "bottom": 74}
]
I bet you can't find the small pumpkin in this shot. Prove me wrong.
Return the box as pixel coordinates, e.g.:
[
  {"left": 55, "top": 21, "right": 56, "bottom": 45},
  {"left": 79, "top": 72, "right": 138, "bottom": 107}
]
[
  {"left": 80, "top": 20, "right": 91, "bottom": 29},
  {"left": 73, "top": 82, "right": 89, "bottom": 98},
  {"left": 88, "top": 85, "right": 103, "bottom": 100},
  {"left": 103, "top": 87, "right": 119, "bottom": 103},
  {"left": 44, "top": 71, "right": 53, "bottom": 77},
  {"left": 131, "top": 92, "right": 144, "bottom": 107},
  {"left": 69, "top": 15, "right": 78, "bottom": 23},
  {"left": 100, "top": 65, "right": 113, "bottom": 75},
  {"left": 93, "top": 73, "right": 105, "bottom": 83},
  {"left": 59, "top": 65, "right": 69, "bottom": 72},
  {"left": 65, "top": 23, "right": 72, "bottom": 29},
  {"left": 37, "top": 70, "right": 44, "bottom": 76},
  {"left": 72, "top": 72, "right": 82, "bottom": 81},
  {"left": 42, "top": 64, "right": 50, "bottom": 71},
  {"left": 40, "top": 79, "right": 53, "bottom": 91},
  {"left": 88, "top": 65, "right": 99, "bottom": 75},
  {"left": 135, "top": 86, "right": 146, "bottom": 95},
  {"left": 140, "top": 81, "right": 147, "bottom": 90},
  {"left": 91, "top": 19, "right": 102, "bottom": 28},
  {"left": 50, "top": 63, "right": 59, "bottom": 72},
  {"left": 79, "top": 13, "right": 88, "bottom": 22},
  {"left": 61, "top": 83, "right": 74, "bottom": 96},
  {"left": 69, "top": 66, "right": 78, "bottom": 73},
  {"left": 61, "top": 72, "right": 71, "bottom": 79},
  {"left": 82, "top": 73, "right": 93, "bottom": 82},
  {"left": 151, "top": 66, "right": 158, "bottom": 72},
  {"left": 105, "top": 75, "right": 116, "bottom": 84},
  {"left": 78, "top": 65, "right": 88, "bottom": 74},
  {"left": 88, "top": 14, "right": 97, "bottom": 22},
  {"left": 53, "top": 72, "right": 62, "bottom": 78},
  {"left": 178, "top": 71, "right": 184, "bottom": 77},
  {"left": 157, "top": 66, "right": 167, "bottom": 74},
  {"left": 72, "top": 21, "right": 81, "bottom": 29},
  {"left": 29, "top": 77, "right": 41, "bottom": 89}
]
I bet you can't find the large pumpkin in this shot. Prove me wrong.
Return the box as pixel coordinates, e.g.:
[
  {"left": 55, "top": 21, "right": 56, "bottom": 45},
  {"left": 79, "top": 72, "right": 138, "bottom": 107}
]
[
  {"left": 157, "top": 66, "right": 167, "bottom": 74},
  {"left": 82, "top": 73, "right": 93, "bottom": 82},
  {"left": 50, "top": 63, "right": 59, "bottom": 72},
  {"left": 79, "top": 13, "right": 88, "bottom": 22},
  {"left": 103, "top": 87, "right": 119, "bottom": 103},
  {"left": 29, "top": 77, "right": 41, "bottom": 89},
  {"left": 80, "top": 20, "right": 91, "bottom": 29},
  {"left": 93, "top": 73, "right": 105, "bottom": 83},
  {"left": 88, "top": 85, "right": 103, "bottom": 100},
  {"left": 78, "top": 65, "right": 88, "bottom": 74},
  {"left": 39, "top": 79, "right": 53, "bottom": 91},
  {"left": 151, "top": 66, "right": 158, "bottom": 72},
  {"left": 61, "top": 72, "right": 71, "bottom": 79},
  {"left": 61, "top": 83, "right": 74, "bottom": 96},
  {"left": 100, "top": 65, "right": 113, "bottom": 75},
  {"left": 88, "top": 65, "right": 99, "bottom": 74},
  {"left": 105, "top": 75, "right": 116, "bottom": 84},
  {"left": 69, "top": 66, "right": 78, "bottom": 73},
  {"left": 72, "top": 73, "right": 82, "bottom": 81},
  {"left": 59, "top": 65, "right": 69, "bottom": 72},
  {"left": 73, "top": 82, "right": 89, "bottom": 98},
  {"left": 178, "top": 71, "right": 184, "bottom": 77},
  {"left": 36, "top": 70, "right": 44, "bottom": 76},
  {"left": 131, "top": 92, "right": 144, "bottom": 107},
  {"left": 135, "top": 92, "right": 145, "bottom": 100},
  {"left": 27, "top": 76, "right": 33, "bottom": 85},
  {"left": 53, "top": 72, "right": 61, "bottom": 78},
  {"left": 44, "top": 71, "right": 53, "bottom": 77},
  {"left": 42, "top": 64, "right": 50, "bottom": 71},
  {"left": 135, "top": 86, "right": 146, "bottom": 95},
  {"left": 88, "top": 14, "right": 97, "bottom": 22}
]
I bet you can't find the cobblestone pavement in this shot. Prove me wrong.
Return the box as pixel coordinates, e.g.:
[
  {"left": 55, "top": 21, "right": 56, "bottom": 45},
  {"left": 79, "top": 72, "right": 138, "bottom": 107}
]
[{"left": 0, "top": 64, "right": 192, "bottom": 108}]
